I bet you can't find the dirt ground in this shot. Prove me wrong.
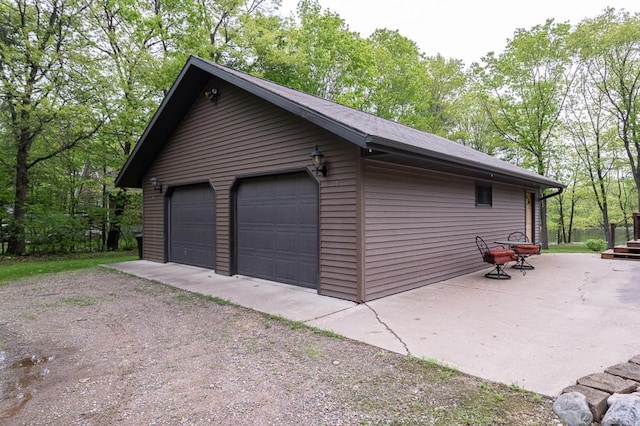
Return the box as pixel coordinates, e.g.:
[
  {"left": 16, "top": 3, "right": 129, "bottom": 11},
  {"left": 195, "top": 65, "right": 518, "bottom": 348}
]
[{"left": 0, "top": 268, "right": 560, "bottom": 425}]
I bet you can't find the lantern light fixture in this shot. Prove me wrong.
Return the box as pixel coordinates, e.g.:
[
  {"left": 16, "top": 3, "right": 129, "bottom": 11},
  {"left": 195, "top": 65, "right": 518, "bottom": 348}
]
[
  {"left": 150, "top": 176, "right": 162, "bottom": 192},
  {"left": 309, "top": 145, "right": 328, "bottom": 177}
]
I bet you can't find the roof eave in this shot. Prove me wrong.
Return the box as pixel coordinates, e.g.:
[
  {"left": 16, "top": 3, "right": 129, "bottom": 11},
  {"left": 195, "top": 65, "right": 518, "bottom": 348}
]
[
  {"left": 115, "top": 57, "right": 212, "bottom": 188},
  {"left": 366, "top": 137, "right": 565, "bottom": 190}
]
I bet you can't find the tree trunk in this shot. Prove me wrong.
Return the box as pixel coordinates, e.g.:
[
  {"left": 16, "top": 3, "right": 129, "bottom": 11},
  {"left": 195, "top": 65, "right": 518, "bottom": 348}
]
[
  {"left": 557, "top": 193, "right": 566, "bottom": 243},
  {"left": 601, "top": 210, "right": 611, "bottom": 246},
  {"left": 636, "top": 174, "right": 640, "bottom": 213},
  {"left": 567, "top": 196, "right": 577, "bottom": 244},
  {"left": 7, "top": 134, "right": 30, "bottom": 255},
  {"left": 106, "top": 189, "right": 127, "bottom": 250},
  {"left": 101, "top": 175, "right": 108, "bottom": 250}
]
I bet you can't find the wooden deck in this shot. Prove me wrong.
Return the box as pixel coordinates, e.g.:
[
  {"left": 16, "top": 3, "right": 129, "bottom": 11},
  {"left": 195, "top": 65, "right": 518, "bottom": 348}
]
[{"left": 601, "top": 240, "right": 640, "bottom": 260}]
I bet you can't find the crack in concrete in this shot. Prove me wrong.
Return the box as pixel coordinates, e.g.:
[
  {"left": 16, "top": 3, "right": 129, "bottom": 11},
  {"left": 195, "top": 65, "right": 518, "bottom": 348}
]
[
  {"left": 578, "top": 271, "right": 590, "bottom": 303},
  {"left": 364, "top": 303, "right": 411, "bottom": 356}
]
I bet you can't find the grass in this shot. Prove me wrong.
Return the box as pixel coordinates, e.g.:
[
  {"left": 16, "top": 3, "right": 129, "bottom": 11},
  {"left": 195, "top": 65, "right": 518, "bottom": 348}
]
[
  {"left": 175, "top": 292, "right": 232, "bottom": 306},
  {"left": 43, "top": 296, "right": 100, "bottom": 309},
  {"left": 305, "top": 345, "right": 321, "bottom": 360},
  {"left": 0, "top": 251, "right": 138, "bottom": 283},
  {"left": 58, "top": 296, "right": 100, "bottom": 307},
  {"left": 412, "top": 355, "right": 459, "bottom": 374},
  {"left": 542, "top": 243, "right": 597, "bottom": 253},
  {"left": 266, "top": 313, "right": 344, "bottom": 339},
  {"left": 360, "top": 354, "right": 552, "bottom": 425}
]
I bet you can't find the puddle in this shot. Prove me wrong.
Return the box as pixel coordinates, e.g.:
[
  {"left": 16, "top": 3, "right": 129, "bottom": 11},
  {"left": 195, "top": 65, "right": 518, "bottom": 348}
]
[
  {"left": 11, "top": 354, "right": 56, "bottom": 369},
  {"left": 0, "top": 351, "right": 56, "bottom": 420}
]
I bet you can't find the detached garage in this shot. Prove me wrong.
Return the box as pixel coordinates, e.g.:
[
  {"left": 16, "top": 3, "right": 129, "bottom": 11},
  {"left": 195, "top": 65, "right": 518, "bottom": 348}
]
[{"left": 115, "top": 56, "right": 564, "bottom": 302}]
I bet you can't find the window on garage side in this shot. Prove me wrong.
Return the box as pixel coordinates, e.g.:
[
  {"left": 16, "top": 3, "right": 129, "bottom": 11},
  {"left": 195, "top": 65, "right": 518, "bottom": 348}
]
[{"left": 475, "top": 183, "right": 492, "bottom": 207}]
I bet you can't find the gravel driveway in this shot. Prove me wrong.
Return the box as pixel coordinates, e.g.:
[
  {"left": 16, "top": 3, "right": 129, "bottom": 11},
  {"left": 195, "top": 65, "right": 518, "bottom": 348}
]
[{"left": 0, "top": 268, "right": 558, "bottom": 425}]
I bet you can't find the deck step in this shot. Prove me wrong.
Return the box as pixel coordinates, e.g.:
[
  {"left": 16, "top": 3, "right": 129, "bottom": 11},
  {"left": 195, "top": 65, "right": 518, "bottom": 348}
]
[
  {"left": 602, "top": 249, "right": 640, "bottom": 260},
  {"left": 612, "top": 245, "right": 640, "bottom": 254},
  {"left": 628, "top": 240, "right": 640, "bottom": 248}
]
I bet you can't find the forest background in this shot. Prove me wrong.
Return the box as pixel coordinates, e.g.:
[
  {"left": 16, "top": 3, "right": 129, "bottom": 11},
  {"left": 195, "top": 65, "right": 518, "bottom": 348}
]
[{"left": 1, "top": 0, "right": 639, "bottom": 255}]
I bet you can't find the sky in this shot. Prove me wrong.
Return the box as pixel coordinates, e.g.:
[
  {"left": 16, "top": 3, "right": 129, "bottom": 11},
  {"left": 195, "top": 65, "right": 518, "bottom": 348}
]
[{"left": 278, "top": 0, "right": 639, "bottom": 65}]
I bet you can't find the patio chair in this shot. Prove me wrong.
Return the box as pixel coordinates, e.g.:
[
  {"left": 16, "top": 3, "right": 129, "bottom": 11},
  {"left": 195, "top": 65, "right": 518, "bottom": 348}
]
[
  {"left": 507, "top": 231, "right": 541, "bottom": 271},
  {"left": 475, "top": 236, "right": 518, "bottom": 280}
]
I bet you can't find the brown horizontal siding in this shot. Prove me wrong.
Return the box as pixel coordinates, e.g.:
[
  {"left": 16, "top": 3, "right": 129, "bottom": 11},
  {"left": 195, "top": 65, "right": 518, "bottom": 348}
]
[
  {"left": 141, "top": 182, "right": 165, "bottom": 262},
  {"left": 144, "top": 79, "right": 359, "bottom": 301},
  {"left": 363, "top": 160, "right": 527, "bottom": 301}
]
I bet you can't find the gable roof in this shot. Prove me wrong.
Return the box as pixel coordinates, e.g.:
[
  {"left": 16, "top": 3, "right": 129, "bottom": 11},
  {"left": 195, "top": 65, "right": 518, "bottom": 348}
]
[{"left": 115, "top": 55, "right": 564, "bottom": 189}]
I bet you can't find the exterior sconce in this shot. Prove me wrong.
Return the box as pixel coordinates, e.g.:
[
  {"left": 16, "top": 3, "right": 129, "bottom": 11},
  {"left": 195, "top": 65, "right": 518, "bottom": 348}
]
[
  {"left": 150, "top": 176, "right": 162, "bottom": 192},
  {"left": 205, "top": 88, "right": 219, "bottom": 102},
  {"left": 310, "top": 145, "right": 328, "bottom": 177}
]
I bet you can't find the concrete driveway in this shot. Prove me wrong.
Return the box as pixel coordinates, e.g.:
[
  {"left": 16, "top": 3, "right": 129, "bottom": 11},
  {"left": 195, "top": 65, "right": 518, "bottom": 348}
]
[{"left": 107, "top": 253, "right": 640, "bottom": 396}]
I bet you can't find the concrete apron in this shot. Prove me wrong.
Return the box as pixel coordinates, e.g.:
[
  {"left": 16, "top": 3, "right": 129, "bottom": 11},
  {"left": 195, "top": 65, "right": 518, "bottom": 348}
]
[{"left": 105, "top": 253, "right": 640, "bottom": 397}]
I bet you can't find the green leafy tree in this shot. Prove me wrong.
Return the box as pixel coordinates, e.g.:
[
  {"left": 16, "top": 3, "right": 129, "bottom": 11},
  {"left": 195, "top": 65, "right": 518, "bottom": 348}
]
[
  {"left": 418, "top": 54, "right": 467, "bottom": 137},
  {"left": 563, "top": 59, "right": 621, "bottom": 244},
  {"left": 476, "top": 19, "right": 574, "bottom": 247},
  {"left": 572, "top": 8, "right": 640, "bottom": 211},
  {"left": 364, "top": 31, "right": 467, "bottom": 138},
  {"left": 362, "top": 30, "right": 428, "bottom": 124},
  {"left": 177, "top": 0, "right": 280, "bottom": 66},
  {"left": 451, "top": 87, "right": 505, "bottom": 155},
  {"left": 0, "top": 0, "right": 103, "bottom": 255},
  {"left": 84, "top": 0, "right": 170, "bottom": 249},
  {"left": 248, "top": 0, "right": 372, "bottom": 105}
]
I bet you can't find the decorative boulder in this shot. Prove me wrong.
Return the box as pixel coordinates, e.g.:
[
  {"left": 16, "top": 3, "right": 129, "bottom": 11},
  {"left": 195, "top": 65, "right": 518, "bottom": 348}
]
[
  {"left": 553, "top": 392, "right": 593, "bottom": 426},
  {"left": 602, "top": 393, "right": 640, "bottom": 426}
]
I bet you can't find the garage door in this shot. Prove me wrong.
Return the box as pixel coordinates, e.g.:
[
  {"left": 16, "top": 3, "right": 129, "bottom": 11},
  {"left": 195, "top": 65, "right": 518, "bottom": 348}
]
[
  {"left": 170, "top": 183, "right": 215, "bottom": 268},
  {"left": 236, "top": 173, "right": 318, "bottom": 288}
]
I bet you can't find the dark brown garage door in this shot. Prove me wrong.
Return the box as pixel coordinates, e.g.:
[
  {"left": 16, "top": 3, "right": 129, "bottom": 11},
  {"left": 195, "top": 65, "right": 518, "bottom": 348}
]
[
  {"left": 236, "top": 173, "right": 318, "bottom": 289},
  {"left": 170, "top": 183, "right": 215, "bottom": 268}
]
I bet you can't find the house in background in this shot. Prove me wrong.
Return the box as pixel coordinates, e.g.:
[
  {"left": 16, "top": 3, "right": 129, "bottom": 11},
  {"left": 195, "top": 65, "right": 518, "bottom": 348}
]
[{"left": 115, "top": 56, "right": 564, "bottom": 302}]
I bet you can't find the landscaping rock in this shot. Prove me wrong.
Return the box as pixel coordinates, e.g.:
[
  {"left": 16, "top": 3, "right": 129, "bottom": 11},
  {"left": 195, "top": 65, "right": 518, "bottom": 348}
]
[
  {"left": 602, "top": 393, "right": 640, "bottom": 426},
  {"left": 562, "top": 385, "right": 610, "bottom": 422},
  {"left": 553, "top": 392, "right": 593, "bottom": 426},
  {"left": 606, "top": 363, "right": 640, "bottom": 382},
  {"left": 577, "top": 372, "right": 638, "bottom": 394},
  {"left": 630, "top": 355, "right": 640, "bottom": 366}
]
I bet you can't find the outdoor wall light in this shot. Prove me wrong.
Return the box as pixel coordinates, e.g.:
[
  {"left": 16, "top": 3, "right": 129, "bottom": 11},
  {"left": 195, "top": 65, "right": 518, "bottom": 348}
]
[
  {"left": 310, "top": 145, "right": 328, "bottom": 177},
  {"left": 205, "top": 88, "right": 219, "bottom": 102},
  {"left": 150, "top": 176, "right": 162, "bottom": 192}
]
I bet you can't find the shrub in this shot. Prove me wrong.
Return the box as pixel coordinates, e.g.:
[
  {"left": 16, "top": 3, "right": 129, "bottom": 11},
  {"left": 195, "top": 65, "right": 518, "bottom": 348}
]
[{"left": 584, "top": 239, "right": 607, "bottom": 252}]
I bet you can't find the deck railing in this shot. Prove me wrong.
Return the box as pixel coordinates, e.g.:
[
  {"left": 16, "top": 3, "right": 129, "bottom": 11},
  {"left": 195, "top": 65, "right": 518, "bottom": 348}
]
[{"left": 609, "top": 213, "right": 640, "bottom": 249}]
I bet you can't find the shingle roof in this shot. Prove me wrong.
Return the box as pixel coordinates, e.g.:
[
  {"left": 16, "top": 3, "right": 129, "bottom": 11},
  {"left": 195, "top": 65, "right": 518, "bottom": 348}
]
[{"left": 115, "top": 55, "right": 564, "bottom": 189}]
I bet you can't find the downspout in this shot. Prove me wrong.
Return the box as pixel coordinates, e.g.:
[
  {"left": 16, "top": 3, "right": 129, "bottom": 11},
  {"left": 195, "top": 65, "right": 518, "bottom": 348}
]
[{"left": 540, "top": 187, "right": 564, "bottom": 201}]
